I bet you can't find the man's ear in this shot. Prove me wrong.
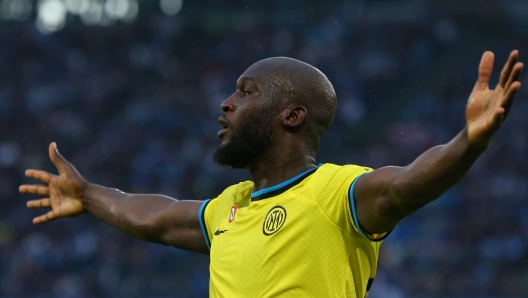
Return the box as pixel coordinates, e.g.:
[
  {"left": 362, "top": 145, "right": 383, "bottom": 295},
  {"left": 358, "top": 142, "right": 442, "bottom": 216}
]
[{"left": 281, "top": 106, "right": 307, "bottom": 128}]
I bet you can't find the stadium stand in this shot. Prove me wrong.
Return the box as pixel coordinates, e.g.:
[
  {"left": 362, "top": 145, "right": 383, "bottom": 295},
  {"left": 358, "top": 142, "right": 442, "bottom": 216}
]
[{"left": 1, "top": 0, "right": 527, "bottom": 296}]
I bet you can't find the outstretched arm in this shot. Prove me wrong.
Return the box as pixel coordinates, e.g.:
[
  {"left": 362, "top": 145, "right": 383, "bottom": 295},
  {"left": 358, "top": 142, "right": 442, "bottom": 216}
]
[
  {"left": 19, "top": 143, "right": 208, "bottom": 254},
  {"left": 354, "top": 50, "right": 523, "bottom": 234}
]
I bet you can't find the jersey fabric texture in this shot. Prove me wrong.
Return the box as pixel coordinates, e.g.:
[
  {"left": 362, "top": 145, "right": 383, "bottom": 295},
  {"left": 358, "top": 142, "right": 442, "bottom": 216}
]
[{"left": 198, "top": 163, "right": 389, "bottom": 298}]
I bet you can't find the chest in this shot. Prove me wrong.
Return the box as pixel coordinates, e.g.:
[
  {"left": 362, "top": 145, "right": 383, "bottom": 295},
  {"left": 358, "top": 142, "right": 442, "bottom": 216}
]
[{"left": 209, "top": 197, "right": 344, "bottom": 267}]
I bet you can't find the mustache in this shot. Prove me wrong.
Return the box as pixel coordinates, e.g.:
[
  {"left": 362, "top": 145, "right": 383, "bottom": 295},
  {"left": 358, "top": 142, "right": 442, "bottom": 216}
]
[{"left": 220, "top": 116, "right": 232, "bottom": 128}]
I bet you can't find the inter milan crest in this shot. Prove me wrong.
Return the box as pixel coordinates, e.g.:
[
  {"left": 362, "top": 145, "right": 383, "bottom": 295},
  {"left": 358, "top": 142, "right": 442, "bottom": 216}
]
[
  {"left": 262, "top": 206, "right": 287, "bottom": 236},
  {"left": 229, "top": 206, "right": 237, "bottom": 223}
]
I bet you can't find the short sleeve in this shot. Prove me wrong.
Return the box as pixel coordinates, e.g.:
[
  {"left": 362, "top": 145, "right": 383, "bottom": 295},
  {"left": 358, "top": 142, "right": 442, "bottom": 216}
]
[
  {"left": 349, "top": 174, "right": 391, "bottom": 241},
  {"left": 197, "top": 181, "right": 253, "bottom": 251},
  {"left": 312, "top": 164, "right": 389, "bottom": 241},
  {"left": 198, "top": 199, "right": 215, "bottom": 250}
]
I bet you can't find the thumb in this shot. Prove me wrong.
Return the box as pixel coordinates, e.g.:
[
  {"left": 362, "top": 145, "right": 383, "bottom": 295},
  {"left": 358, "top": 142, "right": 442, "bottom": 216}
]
[
  {"left": 48, "top": 142, "right": 70, "bottom": 174},
  {"left": 473, "top": 51, "right": 495, "bottom": 91}
]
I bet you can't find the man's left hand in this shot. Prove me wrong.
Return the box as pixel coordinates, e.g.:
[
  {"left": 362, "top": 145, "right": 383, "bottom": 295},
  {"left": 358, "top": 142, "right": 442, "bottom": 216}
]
[{"left": 466, "top": 50, "right": 523, "bottom": 148}]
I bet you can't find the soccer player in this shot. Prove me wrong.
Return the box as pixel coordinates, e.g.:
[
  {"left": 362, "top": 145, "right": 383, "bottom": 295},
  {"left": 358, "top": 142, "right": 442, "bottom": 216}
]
[{"left": 20, "top": 51, "right": 522, "bottom": 297}]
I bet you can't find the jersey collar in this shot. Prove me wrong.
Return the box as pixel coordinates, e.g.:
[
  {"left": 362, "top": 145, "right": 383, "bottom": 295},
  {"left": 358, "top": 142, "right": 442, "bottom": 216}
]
[{"left": 250, "top": 164, "right": 322, "bottom": 201}]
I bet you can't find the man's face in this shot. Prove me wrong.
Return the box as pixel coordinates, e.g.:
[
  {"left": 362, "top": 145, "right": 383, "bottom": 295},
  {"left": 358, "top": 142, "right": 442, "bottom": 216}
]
[{"left": 213, "top": 70, "right": 277, "bottom": 169}]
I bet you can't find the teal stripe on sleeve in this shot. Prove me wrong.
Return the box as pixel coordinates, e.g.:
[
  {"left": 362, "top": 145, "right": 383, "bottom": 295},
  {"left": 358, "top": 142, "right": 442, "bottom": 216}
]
[
  {"left": 348, "top": 174, "right": 390, "bottom": 242},
  {"left": 198, "top": 199, "right": 212, "bottom": 250}
]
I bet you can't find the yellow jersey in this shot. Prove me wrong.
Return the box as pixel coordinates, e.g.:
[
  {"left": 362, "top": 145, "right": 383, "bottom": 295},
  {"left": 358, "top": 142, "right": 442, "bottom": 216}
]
[{"left": 198, "top": 163, "right": 389, "bottom": 297}]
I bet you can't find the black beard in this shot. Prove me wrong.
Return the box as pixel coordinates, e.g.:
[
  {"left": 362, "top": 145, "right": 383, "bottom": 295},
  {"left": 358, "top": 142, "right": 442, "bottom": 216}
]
[{"left": 213, "top": 112, "right": 274, "bottom": 169}]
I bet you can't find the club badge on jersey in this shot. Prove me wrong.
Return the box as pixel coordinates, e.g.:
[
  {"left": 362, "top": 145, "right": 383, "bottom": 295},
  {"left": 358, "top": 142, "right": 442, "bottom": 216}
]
[
  {"left": 262, "top": 206, "right": 287, "bottom": 236},
  {"left": 229, "top": 206, "right": 237, "bottom": 223}
]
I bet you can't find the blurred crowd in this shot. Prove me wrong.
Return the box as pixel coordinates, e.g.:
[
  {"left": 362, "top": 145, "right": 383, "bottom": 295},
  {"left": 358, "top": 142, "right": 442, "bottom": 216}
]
[{"left": 1, "top": 0, "right": 528, "bottom": 297}]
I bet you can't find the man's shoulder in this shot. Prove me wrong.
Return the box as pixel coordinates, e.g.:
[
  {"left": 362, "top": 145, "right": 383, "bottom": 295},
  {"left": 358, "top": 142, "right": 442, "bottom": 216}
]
[
  {"left": 213, "top": 180, "right": 253, "bottom": 203},
  {"left": 317, "top": 163, "right": 372, "bottom": 179},
  {"left": 308, "top": 163, "right": 373, "bottom": 195},
  {"left": 223, "top": 180, "right": 254, "bottom": 193}
]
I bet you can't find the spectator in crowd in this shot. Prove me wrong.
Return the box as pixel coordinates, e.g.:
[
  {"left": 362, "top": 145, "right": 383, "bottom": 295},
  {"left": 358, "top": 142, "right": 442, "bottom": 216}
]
[{"left": 1, "top": 1, "right": 527, "bottom": 297}]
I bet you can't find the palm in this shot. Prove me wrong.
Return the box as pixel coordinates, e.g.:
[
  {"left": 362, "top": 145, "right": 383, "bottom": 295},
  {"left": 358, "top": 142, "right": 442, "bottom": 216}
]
[
  {"left": 19, "top": 143, "right": 87, "bottom": 224},
  {"left": 49, "top": 174, "right": 85, "bottom": 217},
  {"left": 465, "top": 51, "right": 523, "bottom": 148}
]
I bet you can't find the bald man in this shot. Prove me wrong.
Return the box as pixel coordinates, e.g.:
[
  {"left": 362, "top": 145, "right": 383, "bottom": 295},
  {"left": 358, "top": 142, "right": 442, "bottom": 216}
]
[{"left": 20, "top": 51, "right": 523, "bottom": 297}]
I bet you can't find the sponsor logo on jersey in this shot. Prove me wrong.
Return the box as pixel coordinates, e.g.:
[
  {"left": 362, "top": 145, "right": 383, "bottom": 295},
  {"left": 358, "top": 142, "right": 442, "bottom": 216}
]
[
  {"left": 214, "top": 229, "right": 228, "bottom": 235},
  {"left": 229, "top": 206, "right": 237, "bottom": 223},
  {"left": 262, "top": 206, "right": 287, "bottom": 236}
]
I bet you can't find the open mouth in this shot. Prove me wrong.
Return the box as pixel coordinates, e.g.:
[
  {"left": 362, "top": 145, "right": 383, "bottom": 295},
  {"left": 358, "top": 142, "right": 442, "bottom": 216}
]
[
  {"left": 218, "top": 128, "right": 228, "bottom": 138},
  {"left": 218, "top": 117, "right": 229, "bottom": 138}
]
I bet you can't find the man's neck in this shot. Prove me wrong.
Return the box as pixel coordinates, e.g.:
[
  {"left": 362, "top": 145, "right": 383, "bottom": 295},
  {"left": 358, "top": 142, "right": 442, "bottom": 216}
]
[{"left": 249, "top": 153, "right": 317, "bottom": 192}]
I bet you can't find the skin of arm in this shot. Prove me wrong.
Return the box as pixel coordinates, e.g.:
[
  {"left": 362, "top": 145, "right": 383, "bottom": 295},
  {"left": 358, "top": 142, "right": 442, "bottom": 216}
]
[
  {"left": 82, "top": 186, "right": 207, "bottom": 254},
  {"left": 19, "top": 143, "right": 209, "bottom": 255},
  {"left": 354, "top": 50, "right": 523, "bottom": 234},
  {"left": 354, "top": 129, "right": 482, "bottom": 234}
]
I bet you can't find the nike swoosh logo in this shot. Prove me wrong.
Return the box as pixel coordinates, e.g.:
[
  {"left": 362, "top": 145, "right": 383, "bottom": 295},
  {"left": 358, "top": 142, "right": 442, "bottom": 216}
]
[{"left": 214, "top": 229, "right": 228, "bottom": 236}]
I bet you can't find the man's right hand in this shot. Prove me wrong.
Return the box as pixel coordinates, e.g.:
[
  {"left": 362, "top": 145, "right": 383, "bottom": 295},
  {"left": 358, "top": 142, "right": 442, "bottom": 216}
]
[
  {"left": 19, "top": 142, "right": 88, "bottom": 224},
  {"left": 20, "top": 142, "right": 209, "bottom": 254}
]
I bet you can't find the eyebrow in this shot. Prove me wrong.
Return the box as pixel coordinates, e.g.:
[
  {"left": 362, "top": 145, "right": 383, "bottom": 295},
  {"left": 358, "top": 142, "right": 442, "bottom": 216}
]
[{"left": 236, "top": 77, "right": 258, "bottom": 88}]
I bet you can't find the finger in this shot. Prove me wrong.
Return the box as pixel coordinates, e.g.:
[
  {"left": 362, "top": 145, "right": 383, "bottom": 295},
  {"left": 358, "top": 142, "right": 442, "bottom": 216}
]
[
  {"left": 498, "top": 50, "right": 519, "bottom": 88},
  {"left": 492, "top": 107, "right": 505, "bottom": 126},
  {"left": 25, "top": 169, "right": 54, "bottom": 184},
  {"left": 49, "top": 142, "right": 70, "bottom": 175},
  {"left": 504, "top": 62, "right": 523, "bottom": 91},
  {"left": 27, "top": 198, "right": 51, "bottom": 208},
  {"left": 474, "top": 51, "right": 495, "bottom": 91},
  {"left": 19, "top": 184, "right": 49, "bottom": 196},
  {"left": 501, "top": 81, "right": 521, "bottom": 115},
  {"left": 33, "top": 210, "right": 58, "bottom": 225}
]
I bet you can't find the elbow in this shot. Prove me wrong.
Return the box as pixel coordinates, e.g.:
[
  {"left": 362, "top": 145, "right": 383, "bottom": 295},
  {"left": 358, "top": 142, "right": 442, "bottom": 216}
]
[
  {"left": 380, "top": 180, "right": 423, "bottom": 220},
  {"left": 141, "top": 218, "right": 168, "bottom": 244},
  {"left": 121, "top": 214, "right": 166, "bottom": 244},
  {"left": 375, "top": 194, "right": 410, "bottom": 223}
]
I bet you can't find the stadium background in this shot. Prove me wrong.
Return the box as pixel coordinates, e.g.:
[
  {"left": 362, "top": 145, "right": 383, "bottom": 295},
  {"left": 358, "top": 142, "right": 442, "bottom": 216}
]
[{"left": 1, "top": 0, "right": 527, "bottom": 297}]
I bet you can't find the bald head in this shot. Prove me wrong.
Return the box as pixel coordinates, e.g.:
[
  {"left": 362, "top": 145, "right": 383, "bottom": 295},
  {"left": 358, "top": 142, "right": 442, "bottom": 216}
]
[
  {"left": 241, "top": 57, "right": 337, "bottom": 152},
  {"left": 214, "top": 57, "right": 337, "bottom": 169}
]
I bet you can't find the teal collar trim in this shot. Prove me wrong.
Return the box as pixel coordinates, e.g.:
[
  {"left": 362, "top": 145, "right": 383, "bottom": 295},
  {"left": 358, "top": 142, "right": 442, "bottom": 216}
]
[{"left": 250, "top": 164, "right": 321, "bottom": 201}]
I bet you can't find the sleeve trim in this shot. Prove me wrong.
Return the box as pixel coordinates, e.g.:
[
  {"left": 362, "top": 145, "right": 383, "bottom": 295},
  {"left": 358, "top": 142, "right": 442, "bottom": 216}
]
[
  {"left": 348, "top": 174, "right": 391, "bottom": 242},
  {"left": 198, "top": 199, "right": 212, "bottom": 250}
]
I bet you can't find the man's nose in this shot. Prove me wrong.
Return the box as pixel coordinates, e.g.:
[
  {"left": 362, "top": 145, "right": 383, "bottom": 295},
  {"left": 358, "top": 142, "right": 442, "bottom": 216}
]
[{"left": 220, "top": 94, "right": 237, "bottom": 113}]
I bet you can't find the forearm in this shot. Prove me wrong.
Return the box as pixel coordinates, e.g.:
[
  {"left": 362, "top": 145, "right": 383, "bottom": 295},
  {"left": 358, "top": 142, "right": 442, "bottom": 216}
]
[
  {"left": 357, "top": 51, "right": 522, "bottom": 234},
  {"left": 390, "top": 127, "right": 484, "bottom": 212},
  {"left": 82, "top": 184, "right": 178, "bottom": 243}
]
